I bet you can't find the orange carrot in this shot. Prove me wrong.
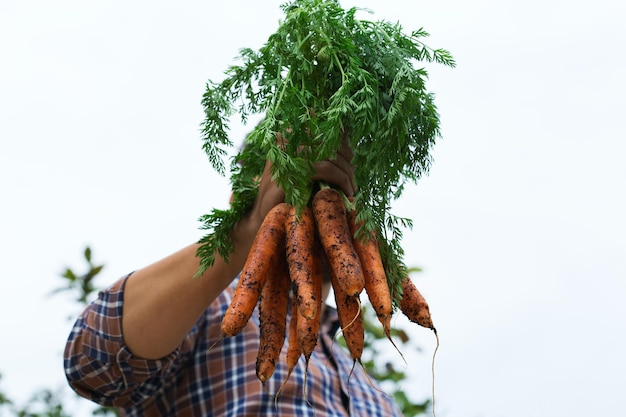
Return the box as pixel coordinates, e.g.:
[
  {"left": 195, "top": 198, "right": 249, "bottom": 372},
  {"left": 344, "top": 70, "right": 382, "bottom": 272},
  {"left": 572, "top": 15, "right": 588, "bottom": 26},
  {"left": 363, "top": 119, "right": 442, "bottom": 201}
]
[
  {"left": 400, "top": 275, "right": 435, "bottom": 330},
  {"left": 312, "top": 187, "right": 364, "bottom": 296},
  {"left": 296, "top": 246, "right": 324, "bottom": 363},
  {"left": 285, "top": 205, "right": 320, "bottom": 320},
  {"left": 221, "top": 202, "right": 290, "bottom": 337},
  {"left": 330, "top": 264, "right": 364, "bottom": 362},
  {"left": 256, "top": 252, "right": 290, "bottom": 383},
  {"left": 295, "top": 250, "right": 324, "bottom": 407},
  {"left": 347, "top": 207, "right": 392, "bottom": 338},
  {"left": 275, "top": 297, "right": 302, "bottom": 401},
  {"left": 285, "top": 297, "right": 302, "bottom": 375}
]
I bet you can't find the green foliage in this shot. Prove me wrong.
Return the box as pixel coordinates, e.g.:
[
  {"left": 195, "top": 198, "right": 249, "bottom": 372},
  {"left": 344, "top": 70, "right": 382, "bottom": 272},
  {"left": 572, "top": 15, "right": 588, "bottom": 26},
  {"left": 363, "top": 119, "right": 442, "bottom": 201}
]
[
  {"left": 0, "top": 248, "right": 118, "bottom": 417},
  {"left": 0, "top": 386, "right": 118, "bottom": 417},
  {"left": 0, "top": 374, "right": 14, "bottom": 408},
  {"left": 51, "top": 247, "right": 104, "bottom": 304},
  {"left": 196, "top": 0, "right": 454, "bottom": 305},
  {"left": 195, "top": 138, "right": 266, "bottom": 275},
  {"left": 13, "top": 389, "right": 71, "bottom": 417}
]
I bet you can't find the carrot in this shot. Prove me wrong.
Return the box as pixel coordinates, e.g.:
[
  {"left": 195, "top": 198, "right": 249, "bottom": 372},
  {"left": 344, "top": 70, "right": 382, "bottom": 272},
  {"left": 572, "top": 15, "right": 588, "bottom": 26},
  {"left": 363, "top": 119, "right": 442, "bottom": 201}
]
[
  {"left": 221, "top": 202, "right": 290, "bottom": 337},
  {"left": 312, "top": 187, "right": 364, "bottom": 296},
  {"left": 330, "top": 263, "right": 364, "bottom": 362},
  {"left": 285, "top": 205, "right": 320, "bottom": 320},
  {"left": 400, "top": 274, "right": 435, "bottom": 330},
  {"left": 274, "top": 297, "right": 302, "bottom": 402},
  {"left": 296, "top": 245, "right": 323, "bottom": 362},
  {"left": 294, "top": 248, "right": 324, "bottom": 407},
  {"left": 276, "top": 239, "right": 324, "bottom": 403},
  {"left": 256, "top": 252, "right": 290, "bottom": 383},
  {"left": 400, "top": 275, "right": 439, "bottom": 417},
  {"left": 347, "top": 206, "right": 392, "bottom": 338},
  {"left": 285, "top": 297, "right": 302, "bottom": 375}
]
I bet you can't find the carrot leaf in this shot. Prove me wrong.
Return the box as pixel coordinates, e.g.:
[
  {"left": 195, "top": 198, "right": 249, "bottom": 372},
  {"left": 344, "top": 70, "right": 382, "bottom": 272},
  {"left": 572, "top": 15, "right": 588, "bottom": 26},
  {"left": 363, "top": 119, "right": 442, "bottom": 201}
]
[{"left": 196, "top": 0, "right": 454, "bottom": 298}]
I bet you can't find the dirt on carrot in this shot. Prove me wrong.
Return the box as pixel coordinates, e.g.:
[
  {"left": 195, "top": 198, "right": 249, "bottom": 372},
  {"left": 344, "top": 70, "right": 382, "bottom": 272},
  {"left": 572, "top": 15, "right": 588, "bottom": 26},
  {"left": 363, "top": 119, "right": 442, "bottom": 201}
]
[
  {"left": 286, "top": 205, "right": 320, "bottom": 321},
  {"left": 329, "top": 260, "right": 364, "bottom": 363},
  {"left": 347, "top": 206, "right": 392, "bottom": 338},
  {"left": 312, "top": 187, "right": 364, "bottom": 297},
  {"left": 221, "top": 203, "right": 290, "bottom": 337},
  {"left": 256, "top": 252, "right": 291, "bottom": 383},
  {"left": 399, "top": 274, "right": 435, "bottom": 330}
]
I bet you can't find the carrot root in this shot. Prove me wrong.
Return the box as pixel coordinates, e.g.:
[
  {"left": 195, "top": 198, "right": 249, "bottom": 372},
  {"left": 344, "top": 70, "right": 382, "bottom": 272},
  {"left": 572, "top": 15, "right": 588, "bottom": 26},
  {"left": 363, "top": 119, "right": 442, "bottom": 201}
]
[
  {"left": 312, "top": 187, "right": 364, "bottom": 297},
  {"left": 221, "top": 203, "right": 290, "bottom": 337},
  {"left": 255, "top": 252, "right": 290, "bottom": 383},
  {"left": 399, "top": 274, "right": 435, "bottom": 330},
  {"left": 275, "top": 297, "right": 302, "bottom": 403},
  {"left": 347, "top": 206, "right": 392, "bottom": 336},
  {"left": 329, "top": 259, "right": 364, "bottom": 362},
  {"left": 285, "top": 205, "right": 320, "bottom": 320}
]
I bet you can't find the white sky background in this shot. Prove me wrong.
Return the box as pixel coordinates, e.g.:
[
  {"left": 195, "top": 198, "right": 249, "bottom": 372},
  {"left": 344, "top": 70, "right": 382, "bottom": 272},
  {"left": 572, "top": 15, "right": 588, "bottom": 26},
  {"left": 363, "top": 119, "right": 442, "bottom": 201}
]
[{"left": 1, "top": 0, "right": 625, "bottom": 416}]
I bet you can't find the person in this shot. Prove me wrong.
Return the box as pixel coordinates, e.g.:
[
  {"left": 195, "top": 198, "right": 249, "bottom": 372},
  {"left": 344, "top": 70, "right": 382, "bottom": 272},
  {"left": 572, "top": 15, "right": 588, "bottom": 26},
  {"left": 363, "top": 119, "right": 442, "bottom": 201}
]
[{"left": 63, "top": 134, "right": 404, "bottom": 416}]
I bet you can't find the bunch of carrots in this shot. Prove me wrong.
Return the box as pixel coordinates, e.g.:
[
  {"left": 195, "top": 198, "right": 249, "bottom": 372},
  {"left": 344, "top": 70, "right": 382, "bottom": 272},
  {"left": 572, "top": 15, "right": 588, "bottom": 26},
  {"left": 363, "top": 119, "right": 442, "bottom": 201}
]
[{"left": 220, "top": 184, "right": 435, "bottom": 386}]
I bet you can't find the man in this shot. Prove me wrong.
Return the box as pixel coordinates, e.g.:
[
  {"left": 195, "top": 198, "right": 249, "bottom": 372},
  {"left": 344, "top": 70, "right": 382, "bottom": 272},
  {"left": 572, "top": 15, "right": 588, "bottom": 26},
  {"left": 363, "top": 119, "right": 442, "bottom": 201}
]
[{"left": 63, "top": 136, "right": 403, "bottom": 416}]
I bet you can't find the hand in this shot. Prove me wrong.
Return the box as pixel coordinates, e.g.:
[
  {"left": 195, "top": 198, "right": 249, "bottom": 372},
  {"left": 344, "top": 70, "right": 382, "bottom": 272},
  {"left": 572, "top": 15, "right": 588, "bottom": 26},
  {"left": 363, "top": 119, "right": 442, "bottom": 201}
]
[
  {"left": 248, "top": 130, "right": 355, "bottom": 229},
  {"left": 312, "top": 129, "right": 356, "bottom": 197}
]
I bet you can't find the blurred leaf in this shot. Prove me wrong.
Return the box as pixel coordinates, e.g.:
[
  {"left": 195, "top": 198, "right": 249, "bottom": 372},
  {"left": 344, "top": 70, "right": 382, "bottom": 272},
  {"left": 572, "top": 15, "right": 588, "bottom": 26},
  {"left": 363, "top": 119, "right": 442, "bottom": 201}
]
[
  {"left": 53, "top": 247, "right": 104, "bottom": 305},
  {"left": 90, "top": 265, "right": 104, "bottom": 277},
  {"left": 407, "top": 266, "right": 423, "bottom": 274},
  {"left": 92, "top": 406, "right": 119, "bottom": 416},
  {"left": 0, "top": 373, "right": 13, "bottom": 407},
  {"left": 393, "top": 328, "right": 410, "bottom": 344},
  {"left": 61, "top": 269, "right": 76, "bottom": 282},
  {"left": 13, "top": 389, "right": 72, "bottom": 417}
]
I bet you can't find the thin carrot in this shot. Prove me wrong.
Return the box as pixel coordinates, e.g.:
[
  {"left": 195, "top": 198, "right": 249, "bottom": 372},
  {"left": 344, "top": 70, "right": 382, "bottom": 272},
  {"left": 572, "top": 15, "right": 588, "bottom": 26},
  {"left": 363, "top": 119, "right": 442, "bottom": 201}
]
[
  {"left": 288, "top": 234, "right": 324, "bottom": 405},
  {"left": 312, "top": 187, "right": 364, "bottom": 296},
  {"left": 256, "top": 252, "right": 290, "bottom": 383},
  {"left": 296, "top": 244, "right": 323, "bottom": 363},
  {"left": 347, "top": 206, "right": 392, "bottom": 338},
  {"left": 221, "top": 202, "right": 290, "bottom": 337},
  {"left": 274, "top": 297, "right": 302, "bottom": 402},
  {"left": 329, "top": 263, "right": 364, "bottom": 362},
  {"left": 285, "top": 205, "right": 320, "bottom": 320},
  {"left": 296, "top": 315, "right": 319, "bottom": 369},
  {"left": 399, "top": 274, "right": 435, "bottom": 330},
  {"left": 295, "top": 247, "right": 324, "bottom": 407},
  {"left": 400, "top": 275, "right": 439, "bottom": 417},
  {"left": 285, "top": 297, "right": 302, "bottom": 375}
]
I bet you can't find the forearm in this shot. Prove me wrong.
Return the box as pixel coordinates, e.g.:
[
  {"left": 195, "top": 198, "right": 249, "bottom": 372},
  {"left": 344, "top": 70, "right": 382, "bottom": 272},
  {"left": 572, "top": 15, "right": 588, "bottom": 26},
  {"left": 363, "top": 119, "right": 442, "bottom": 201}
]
[
  {"left": 117, "top": 143, "right": 355, "bottom": 360},
  {"left": 121, "top": 217, "right": 258, "bottom": 359}
]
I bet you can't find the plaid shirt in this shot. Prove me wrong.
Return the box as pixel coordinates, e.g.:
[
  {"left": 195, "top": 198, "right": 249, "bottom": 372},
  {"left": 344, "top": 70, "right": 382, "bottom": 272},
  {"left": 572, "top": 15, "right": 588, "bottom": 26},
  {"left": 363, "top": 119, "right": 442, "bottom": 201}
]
[{"left": 64, "top": 274, "right": 403, "bottom": 416}]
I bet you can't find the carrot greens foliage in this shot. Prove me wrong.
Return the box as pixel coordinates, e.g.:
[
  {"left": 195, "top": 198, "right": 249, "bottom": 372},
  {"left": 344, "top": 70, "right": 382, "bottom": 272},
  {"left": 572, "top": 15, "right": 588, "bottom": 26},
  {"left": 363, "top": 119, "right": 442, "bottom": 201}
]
[{"left": 196, "top": 0, "right": 454, "bottom": 307}]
